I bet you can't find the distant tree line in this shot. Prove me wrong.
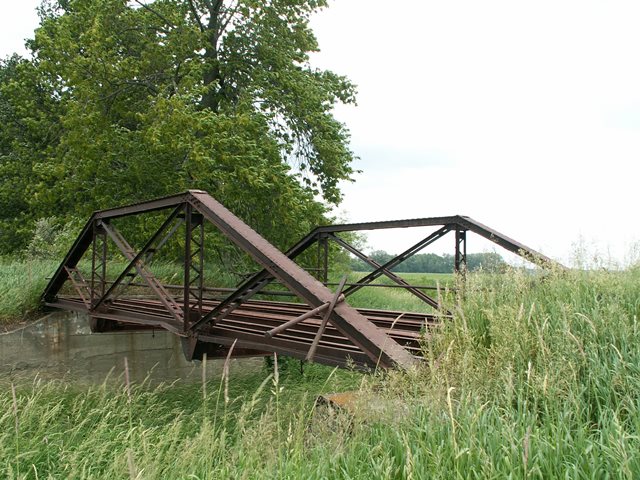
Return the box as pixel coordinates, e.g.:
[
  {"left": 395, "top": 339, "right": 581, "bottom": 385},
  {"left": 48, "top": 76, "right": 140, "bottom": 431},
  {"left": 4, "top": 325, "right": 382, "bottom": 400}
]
[{"left": 350, "top": 251, "right": 507, "bottom": 273}]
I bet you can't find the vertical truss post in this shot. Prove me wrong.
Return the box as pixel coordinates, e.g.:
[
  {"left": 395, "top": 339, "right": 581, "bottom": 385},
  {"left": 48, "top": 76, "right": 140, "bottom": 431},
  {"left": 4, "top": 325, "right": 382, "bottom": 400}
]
[
  {"left": 454, "top": 228, "right": 467, "bottom": 275},
  {"left": 184, "top": 204, "right": 205, "bottom": 331},
  {"left": 321, "top": 234, "right": 329, "bottom": 285},
  {"left": 183, "top": 205, "right": 191, "bottom": 331},
  {"left": 316, "top": 233, "right": 322, "bottom": 281},
  {"left": 90, "top": 221, "right": 107, "bottom": 306}
]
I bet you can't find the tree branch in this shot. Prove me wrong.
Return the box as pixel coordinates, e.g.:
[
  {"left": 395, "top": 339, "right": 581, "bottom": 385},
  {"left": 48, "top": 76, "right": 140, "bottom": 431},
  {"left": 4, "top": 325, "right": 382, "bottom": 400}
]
[
  {"left": 218, "top": 0, "right": 240, "bottom": 37},
  {"left": 132, "top": 0, "right": 174, "bottom": 27},
  {"left": 187, "top": 0, "right": 205, "bottom": 32}
]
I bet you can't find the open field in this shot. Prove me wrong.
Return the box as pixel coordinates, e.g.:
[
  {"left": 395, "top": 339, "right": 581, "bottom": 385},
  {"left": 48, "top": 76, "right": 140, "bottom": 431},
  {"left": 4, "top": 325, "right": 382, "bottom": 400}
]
[
  {"left": 2, "top": 266, "right": 640, "bottom": 478},
  {"left": 346, "top": 271, "right": 454, "bottom": 312}
]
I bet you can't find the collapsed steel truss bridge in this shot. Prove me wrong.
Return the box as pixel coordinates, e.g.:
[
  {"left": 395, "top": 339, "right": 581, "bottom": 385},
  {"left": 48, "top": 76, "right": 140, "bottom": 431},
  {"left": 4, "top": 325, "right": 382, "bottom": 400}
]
[{"left": 42, "top": 190, "right": 561, "bottom": 370}]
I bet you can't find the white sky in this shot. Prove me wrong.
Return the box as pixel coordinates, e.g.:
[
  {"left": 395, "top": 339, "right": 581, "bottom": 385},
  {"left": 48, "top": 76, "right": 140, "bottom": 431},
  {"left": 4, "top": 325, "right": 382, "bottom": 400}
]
[
  {"left": 311, "top": 0, "right": 640, "bottom": 267},
  {"left": 2, "top": 1, "right": 640, "bottom": 266}
]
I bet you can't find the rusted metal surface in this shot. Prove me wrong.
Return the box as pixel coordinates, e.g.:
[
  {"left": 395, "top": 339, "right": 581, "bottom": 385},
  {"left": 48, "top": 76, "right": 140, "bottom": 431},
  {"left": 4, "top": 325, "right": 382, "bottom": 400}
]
[
  {"left": 91, "top": 207, "right": 183, "bottom": 312},
  {"left": 454, "top": 228, "right": 467, "bottom": 274},
  {"left": 43, "top": 191, "right": 425, "bottom": 370},
  {"left": 265, "top": 301, "right": 332, "bottom": 339},
  {"left": 46, "top": 296, "right": 434, "bottom": 366},
  {"left": 63, "top": 267, "right": 92, "bottom": 308},
  {"left": 42, "top": 190, "right": 561, "bottom": 371},
  {"left": 329, "top": 230, "right": 448, "bottom": 309},
  {"left": 313, "top": 215, "right": 561, "bottom": 268},
  {"left": 99, "top": 220, "right": 185, "bottom": 324},
  {"left": 185, "top": 191, "right": 417, "bottom": 369},
  {"left": 183, "top": 207, "right": 205, "bottom": 330},
  {"left": 307, "top": 275, "right": 348, "bottom": 362}
]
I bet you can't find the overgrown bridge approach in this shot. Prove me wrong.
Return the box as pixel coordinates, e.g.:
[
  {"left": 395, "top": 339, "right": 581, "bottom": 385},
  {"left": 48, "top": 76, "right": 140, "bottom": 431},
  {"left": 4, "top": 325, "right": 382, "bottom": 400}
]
[{"left": 42, "top": 190, "right": 560, "bottom": 370}]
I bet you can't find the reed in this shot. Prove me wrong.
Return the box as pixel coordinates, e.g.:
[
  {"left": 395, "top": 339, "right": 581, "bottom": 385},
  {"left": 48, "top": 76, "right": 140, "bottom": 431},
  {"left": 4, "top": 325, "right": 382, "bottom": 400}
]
[{"left": 1, "top": 267, "right": 640, "bottom": 478}]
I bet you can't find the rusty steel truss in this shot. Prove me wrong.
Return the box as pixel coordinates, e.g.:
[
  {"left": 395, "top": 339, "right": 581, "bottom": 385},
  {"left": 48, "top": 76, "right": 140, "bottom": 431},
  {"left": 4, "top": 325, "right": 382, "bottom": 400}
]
[{"left": 42, "top": 190, "right": 561, "bottom": 370}]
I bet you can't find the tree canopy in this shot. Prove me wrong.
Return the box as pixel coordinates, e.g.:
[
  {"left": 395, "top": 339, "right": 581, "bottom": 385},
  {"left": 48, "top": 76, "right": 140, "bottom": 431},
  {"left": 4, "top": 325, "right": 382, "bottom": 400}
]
[{"left": 0, "top": 0, "right": 356, "bottom": 254}]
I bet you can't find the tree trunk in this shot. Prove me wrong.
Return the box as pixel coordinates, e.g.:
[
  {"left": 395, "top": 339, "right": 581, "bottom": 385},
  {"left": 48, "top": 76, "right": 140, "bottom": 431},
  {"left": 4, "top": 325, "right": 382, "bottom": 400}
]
[{"left": 200, "top": 0, "right": 223, "bottom": 112}]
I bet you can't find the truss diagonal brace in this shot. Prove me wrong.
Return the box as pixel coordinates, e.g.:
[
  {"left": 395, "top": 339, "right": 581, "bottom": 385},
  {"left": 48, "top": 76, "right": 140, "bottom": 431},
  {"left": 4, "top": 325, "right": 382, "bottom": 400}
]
[
  {"left": 328, "top": 234, "right": 442, "bottom": 310},
  {"left": 64, "top": 266, "right": 92, "bottom": 308},
  {"left": 306, "top": 275, "right": 348, "bottom": 362},
  {"left": 265, "top": 300, "right": 333, "bottom": 338},
  {"left": 92, "top": 205, "right": 184, "bottom": 312},
  {"left": 342, "top": 226, "right": 452, "bottom": 299},
  {"left": 97, "top": 220, "right": 184, "bottom": 325},
  {"left": 187, "top": 191, "right": 417, "bottom": 369},
  {"left": 187, "top": 270, "right": 272, "bottom": 332},
  {"left": 188, "top": 226, "right": 320, "bottom": 332}
]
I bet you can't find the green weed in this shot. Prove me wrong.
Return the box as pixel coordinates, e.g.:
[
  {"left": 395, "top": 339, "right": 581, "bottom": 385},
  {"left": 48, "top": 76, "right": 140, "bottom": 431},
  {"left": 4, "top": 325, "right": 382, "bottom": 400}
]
[{"left": 2, "top": 266, "right": 640, "bottom": 478}]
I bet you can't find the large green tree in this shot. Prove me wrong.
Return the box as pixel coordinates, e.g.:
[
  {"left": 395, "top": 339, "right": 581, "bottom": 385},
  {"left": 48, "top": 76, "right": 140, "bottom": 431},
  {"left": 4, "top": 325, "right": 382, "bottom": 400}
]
[
  {"left": 0, "top": 0, "right": 356, "bottom": 254},
  {"left": 0, "top": 54, "right": 64, "bottom": 251}
]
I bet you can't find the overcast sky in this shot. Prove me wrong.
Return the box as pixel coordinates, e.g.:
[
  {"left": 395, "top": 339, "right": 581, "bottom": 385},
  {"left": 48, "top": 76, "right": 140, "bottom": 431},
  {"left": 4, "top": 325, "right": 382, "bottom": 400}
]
[{"left": 2, "top": 1, "right": 640, "bottom": 266}]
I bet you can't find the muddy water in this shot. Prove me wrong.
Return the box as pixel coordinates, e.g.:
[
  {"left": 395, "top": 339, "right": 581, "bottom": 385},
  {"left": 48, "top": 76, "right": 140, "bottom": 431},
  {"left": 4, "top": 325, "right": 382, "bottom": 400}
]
[{"left": 0, "top": 311, "right": 262, "bottom": 384}]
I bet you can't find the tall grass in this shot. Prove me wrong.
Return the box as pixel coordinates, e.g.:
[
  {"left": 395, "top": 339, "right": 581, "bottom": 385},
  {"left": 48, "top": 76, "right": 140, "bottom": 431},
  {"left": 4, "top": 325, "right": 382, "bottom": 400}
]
[
  {"left": 0, "top": 259, "right": 60, "bottom": 323},
  {"left": 2, "top": 267, "right": 640, "bottom": 478},
  {"left": 1, "top": 363, "right": 360, "bottom": 479},
  {"left": 0, "top": 258, "right": 240, "bottom": 324}
]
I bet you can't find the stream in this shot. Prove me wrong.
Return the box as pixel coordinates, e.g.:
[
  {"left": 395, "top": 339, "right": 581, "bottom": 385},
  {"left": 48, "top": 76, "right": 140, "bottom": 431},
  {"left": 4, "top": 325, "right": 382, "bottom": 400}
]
[{"left": 0, "top": 311, "right": 262, "bottom": 384}]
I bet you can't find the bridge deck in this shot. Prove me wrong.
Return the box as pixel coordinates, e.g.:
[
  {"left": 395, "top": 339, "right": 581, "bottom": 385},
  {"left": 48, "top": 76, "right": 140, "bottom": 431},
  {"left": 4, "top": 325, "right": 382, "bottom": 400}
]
[{"left": 47, "top": 296, "right": 438, "bottom": 367}]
